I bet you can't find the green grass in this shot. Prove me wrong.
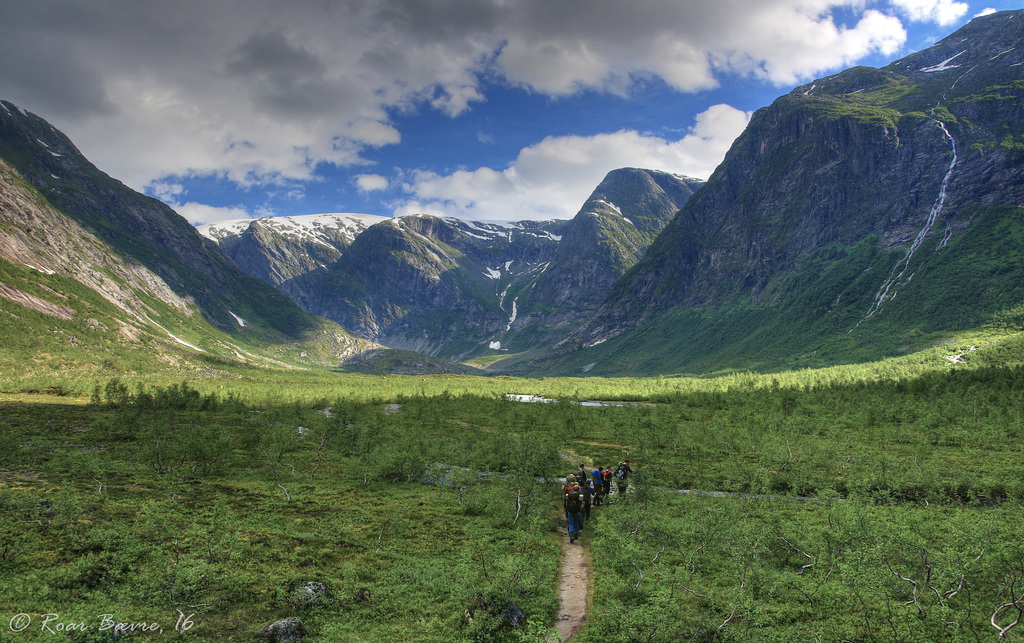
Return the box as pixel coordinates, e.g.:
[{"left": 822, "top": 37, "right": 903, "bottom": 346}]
[
  {"left": 0, "top": 392, "right": 565, "bottom": 642},
  {"left": 0, "top": 352, "right": 1023, "bottom": 640},
  {"left": 4, "top": 288, "right": 1024, "bottom": 641},
  {"left": 575, "top": 489, "right": 1024, "bottom": 642}
]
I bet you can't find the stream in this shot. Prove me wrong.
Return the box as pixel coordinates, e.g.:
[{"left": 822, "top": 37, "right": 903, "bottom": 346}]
[{"left": 858, "top": 117, "right": 958, "bottom": 325}]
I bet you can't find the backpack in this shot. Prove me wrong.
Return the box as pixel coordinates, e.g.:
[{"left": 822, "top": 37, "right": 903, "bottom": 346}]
[
  {"left": 564, "top": 491, "right": 582, "bottom": 513},
  {"left": 592, "top": 469, "right": 602, "bottom": 486},
  {"left": 615, "top": 465, "right": 626, "bottom": 480}
]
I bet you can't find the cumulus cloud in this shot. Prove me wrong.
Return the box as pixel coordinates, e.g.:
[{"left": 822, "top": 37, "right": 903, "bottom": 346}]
[
  {"left": 0, "top": 0, "right": 957, "bottom": 217},
  {"left": 356, "top": 174, "right": 389, "bottom": 192},
  {"left": 173, "top": 202, "right": 255, "bottom": 226},
  {"left": 496, "top": 0, "right": 908, "bottom": 93},
  {"left": 712, "top": 9, "right": 906, "bottom": 85},
  {"left": 891, "top": 0, "right": 969, "bottom": 25},
  {"left": 395, "top": 104, "right": 750, "bottom": 220}
]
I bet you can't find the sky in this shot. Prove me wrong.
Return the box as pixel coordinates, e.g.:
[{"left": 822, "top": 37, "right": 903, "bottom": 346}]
[{"left": 1, "top": 0, "right": 1019, "bottom": 225}]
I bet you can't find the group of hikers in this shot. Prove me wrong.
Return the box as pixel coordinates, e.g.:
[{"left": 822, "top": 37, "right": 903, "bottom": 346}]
[{"left": 562, "top": 460, "right": 633, "bottom": 543}]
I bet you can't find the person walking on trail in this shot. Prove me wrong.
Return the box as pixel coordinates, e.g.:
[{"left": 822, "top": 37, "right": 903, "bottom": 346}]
[
  {"left": 591, "top": 468, "right": 603, "bottom": 506},
  {"left": 562, "top": 475, "right": 575, "bottom": 526},
  {"left": 614, "top": 460, "right": 634, "bottom": 496},
  {"left": 602, "top": 467, "right": 612, "bottom": 498},
  {"left": 563, "top": 475, "right": 576, "bottom": 494},
  {"left": 564, "top": 484, "right": 583, "bottom": 543},
  {"left": 581, "top": 479, "right": 593, "bottom": 525},
  {"left": 574, "top": 464, "right": 587, "bottom": 489}
]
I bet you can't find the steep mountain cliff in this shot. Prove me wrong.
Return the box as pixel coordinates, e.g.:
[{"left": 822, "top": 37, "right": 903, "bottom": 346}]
[
  {"left": 0, "top": 100, "right": 377, "bottom": 372},
  {"left": 552, "top": 10, "right": 1024, "bottom": 373},
  {"left": 297, "top": 215, "right": 568, "bottom": 359},
  {"left": 524, "top": 168, "right": 703, "bottom": 329}
]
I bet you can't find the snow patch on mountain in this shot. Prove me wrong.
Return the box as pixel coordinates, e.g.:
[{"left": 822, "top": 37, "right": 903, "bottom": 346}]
[
  {"left": 196, "top": 213, "right": 389, "bottom": 243},
  {"left": 506, "top": 297, "right": 518, "bottom": 331},
  {"left": 598, "top": 199, "right": 622, "bottom": 215},
  {"left": 921, "top": 50, "right": 966, "bottom": 72}
]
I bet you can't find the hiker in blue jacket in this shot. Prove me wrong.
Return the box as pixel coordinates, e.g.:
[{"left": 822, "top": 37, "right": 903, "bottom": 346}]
[
  {"left": 564, "top": 484, "right": 583, "bottom": 543},
  {"left": 591, "top": 468, "right": 604, "bottom": 506}
]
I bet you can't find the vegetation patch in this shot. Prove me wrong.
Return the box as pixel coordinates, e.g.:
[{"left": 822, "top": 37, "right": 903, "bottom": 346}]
[{"left": 1, "top": 353, "right": 1022, "bottom": 640}]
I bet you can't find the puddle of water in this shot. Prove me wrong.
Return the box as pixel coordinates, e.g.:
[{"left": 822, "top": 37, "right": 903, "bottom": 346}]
[{"left": 505, "top": 394, "right": 651, "bottom": 407}]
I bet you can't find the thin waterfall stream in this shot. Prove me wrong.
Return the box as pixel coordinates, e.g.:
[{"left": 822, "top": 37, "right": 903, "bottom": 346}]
[{"left": 856, "top": 118, "right": 958, "bottom": 326}]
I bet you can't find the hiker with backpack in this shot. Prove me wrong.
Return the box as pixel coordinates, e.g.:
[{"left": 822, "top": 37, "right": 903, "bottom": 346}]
[
  {"left": 602, "top": 467, "right": 612, "bottom": 498},
  {"left": 564, "top": 483, "right": 583, "bottom": 543},
  {"left": 582, "top": 479, "right": 593, "bottom": 522},
  {"left": 574, "top": 464, "right": 587, "bottom": 489},
  {"left": 563, "top": 474, "right": 576, "bottom": 494},
  {"left": 591, "top": 467, "right": 603, "bottom": 506},
  {"left": 614, "top": 460, "right": 633, "bottom": 496}
]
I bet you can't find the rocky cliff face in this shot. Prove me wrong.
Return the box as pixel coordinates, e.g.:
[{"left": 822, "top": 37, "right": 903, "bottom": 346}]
[
  {"left": 564, "top": 10, "right": 1024, "bottom": 360},
  {"left": 527, "top": 168, "right": 702, "bottom": 327},
  {"left": 0, "top": 100, "right": 378, "bottom": 367},
  {"left": 297, "top": 215, "right": 569, "bottom": 358},
  {"left": 0, "top": 156, "right": 192, "bottom": 320}
]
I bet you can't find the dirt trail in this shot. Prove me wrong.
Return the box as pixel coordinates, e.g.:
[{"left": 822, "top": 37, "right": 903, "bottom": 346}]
[
  {"left": 552, "top": 454, "right": 599, "bottom": 641},
  {"left": 552, "top": 516, "right": 590, "bottom": 642}
]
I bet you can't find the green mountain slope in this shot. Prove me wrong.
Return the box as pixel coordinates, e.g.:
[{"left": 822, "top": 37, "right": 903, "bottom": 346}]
[
  {"left": 0, "top": 100, "right": 379, "bottom": 378},
  {"left": 296, "top": 215, "right": 568, "bottom": 360},
  {"left": 552, "top": 10, "right": 1024, "bottom": 375}
]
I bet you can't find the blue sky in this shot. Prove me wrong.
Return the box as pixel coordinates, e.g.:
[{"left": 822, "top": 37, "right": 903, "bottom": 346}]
[{"left": 1, "top": 0, "right": 1020, "bottom": 224}]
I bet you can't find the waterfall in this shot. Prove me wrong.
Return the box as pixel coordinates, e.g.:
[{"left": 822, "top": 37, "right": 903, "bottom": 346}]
[{"left": 857, "top": 119, "right": 958, "bottom": 326}]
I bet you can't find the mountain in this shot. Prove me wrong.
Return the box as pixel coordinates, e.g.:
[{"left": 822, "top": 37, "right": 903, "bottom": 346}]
[
  {"left": 548, "top": 10, "right": 1024, "bottom": 374},
  {"left": 296, "top": 215, "right": 569, "bottom": 360},
  {"left": 199, "top": 169, "right": 702, "bottom": 365},
  {"left": 0, "top": 99, "right": 379, "bottom": 373},
  {"left": 197, "top": 213, "right": 389, "bottom": 301},
  {"left": 0, "top": 98, "right": 700, "bottom": 375},
  {"left": 522, "top": 168, "right": 703, "bottom": 331}
]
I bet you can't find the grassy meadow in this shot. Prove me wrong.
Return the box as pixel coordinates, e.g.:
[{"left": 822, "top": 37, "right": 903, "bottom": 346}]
[{"left": 1, "top": 331, "right": 1023, "bottom": 641}]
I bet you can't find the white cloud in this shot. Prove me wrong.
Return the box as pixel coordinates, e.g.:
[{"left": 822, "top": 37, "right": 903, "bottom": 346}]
[
  {"left": 702, "top": 9, "right": 906, "bottom": 86},
  {"left": 395, "top": 104, "right": 750, "bottom": 221},
  {"left": 975, "top": 7, "right": 998, "bottom": 17},
  {"left": 356, "top": 174, "right": 389, "bottom": 192},
  {"left": 149, "top": 180, "right": 184, "bottom": 202},
  {"left": 891, "top": 0, "right": 969, "bottom": 25},
  {"left": 173, "top": 202, "right": 255, "bottom": 226},
  {"left": 0, "top": 0, "right": 923, "bottom": 200},
  {"left": 494, "top": 1, "right": 908, "bottom": 94}
]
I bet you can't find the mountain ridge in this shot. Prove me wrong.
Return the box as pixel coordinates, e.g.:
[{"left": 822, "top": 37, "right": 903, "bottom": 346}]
[
  {"left": 0, "top": 99, "right": 384, "bottom": 372},
  {"left": 545, "top": 9, "right": 1024, "bottom": 374},
  {"left": 199, "top": 168, "right": 702, "bottom": 364}
]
